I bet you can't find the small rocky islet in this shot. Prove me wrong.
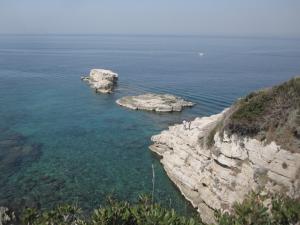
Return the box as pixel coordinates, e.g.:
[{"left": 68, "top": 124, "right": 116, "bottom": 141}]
[
  {"left": 116, "top": 93, "right": 195, "bottom": 112},
  {"left": 81, "top": 69, "right": 118, "bottom": 94},
  {"left": 82, "top": 69, "right": 195, "bottom": 112}
]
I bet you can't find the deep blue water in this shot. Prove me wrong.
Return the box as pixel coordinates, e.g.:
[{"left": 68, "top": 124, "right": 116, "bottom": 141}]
[{"left": 0, "top": 35, "right": 300, "bottom": 213}]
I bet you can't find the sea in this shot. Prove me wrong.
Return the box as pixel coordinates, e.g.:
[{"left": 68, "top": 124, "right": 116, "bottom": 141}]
[{"left": 0, "top": 34, "right": 299, "bottom": 214}]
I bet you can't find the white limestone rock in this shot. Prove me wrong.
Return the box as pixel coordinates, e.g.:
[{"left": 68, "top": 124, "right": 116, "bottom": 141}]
[
  {"left": 0, "top": 207, "right": 15, "bottom": 225},
  {"left": 116, "top": 93, "right": 194, "bottom": 112},
  {"left": 149, "top": 109, "right": 300, "bottom": 224},
  {"left": 81, "top": 69, "right": 118, "bottom": 94}
]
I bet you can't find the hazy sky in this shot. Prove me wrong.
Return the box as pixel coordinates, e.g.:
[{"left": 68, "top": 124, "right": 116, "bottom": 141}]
[{"left": 0, "top": 0, "right": 299, "bottom": 37}]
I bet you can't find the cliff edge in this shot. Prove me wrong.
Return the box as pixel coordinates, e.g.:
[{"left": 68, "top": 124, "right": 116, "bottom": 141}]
[{"left": 150, "top": 77, "right": 300, "bottom": 224}]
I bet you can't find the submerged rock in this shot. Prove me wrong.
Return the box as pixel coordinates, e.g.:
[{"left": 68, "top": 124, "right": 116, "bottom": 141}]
[
  {"left": 116, "top": 93, "right": 194, "bottom": 112},
  {"left": 0, "top": 131, "right": 42, "bottom": 179},
  {"left": 81, "top": 69, "right": 118, "bottom": 94}
]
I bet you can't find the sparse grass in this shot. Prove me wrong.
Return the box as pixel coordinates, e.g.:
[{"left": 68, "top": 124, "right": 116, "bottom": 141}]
[
  {"left": 206, "top": 120, "right": 224, "bottom": 148},
  {"left": 222, "top": 77, "right": 300, "bottom": 152},
  {"left": 206, "top": 124, "right": 219, "bottom": 148}
]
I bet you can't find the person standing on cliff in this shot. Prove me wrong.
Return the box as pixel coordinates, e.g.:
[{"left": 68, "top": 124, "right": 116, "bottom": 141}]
[{"left": 183, "top": 120, "right": 192, "bottom": 130}]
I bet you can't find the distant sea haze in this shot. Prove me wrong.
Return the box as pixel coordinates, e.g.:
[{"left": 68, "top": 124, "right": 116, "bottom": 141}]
[{"left": 0, "top": 34, "right": 299, "bottom": 212}]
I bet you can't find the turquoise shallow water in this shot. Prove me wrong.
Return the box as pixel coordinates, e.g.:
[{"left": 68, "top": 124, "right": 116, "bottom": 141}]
[{"left": 0, "top": 35, "right": 300, "bottom": 213}]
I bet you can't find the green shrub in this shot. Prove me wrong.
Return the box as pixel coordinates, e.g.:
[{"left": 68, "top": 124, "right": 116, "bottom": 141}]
[
  {"left": 232, "top": 91, "right": 272, "bottom": 122},
  {"left": 271, "top": 195, "right": 300, "bottom": 225},
  {"left": 216, "top": 192, "right": 300, "bottom": 225},
  {"left": 14, "top": 192, "right": 300, "bottom": 225},
  {"left": 223, "top": 77, "right": 300, "bottom": 152},
  {"left": 21, "top": 204, "right": 85, "bottom": 225},
  {"left": 20, "top": 195, "right": 203, "bottom": 225}
]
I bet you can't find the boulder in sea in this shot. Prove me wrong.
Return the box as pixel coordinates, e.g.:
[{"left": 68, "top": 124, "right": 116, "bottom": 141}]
[
  {"left": 81, "top": 69, "right": 118, "bottom": 94},
  {"left": 116, "top": 93, "right": 194, "bottom": 112}
]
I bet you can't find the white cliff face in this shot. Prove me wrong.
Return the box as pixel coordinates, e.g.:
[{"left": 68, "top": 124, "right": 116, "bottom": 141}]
[
  {"left": 149, "top": 109, "right": 300, "bottom": 224},
  {"left": 81, "top": 69, "right": 118, "bottom": 93},
  {"left": 116, "top": 93, "right": 194, "bottom": 112}
]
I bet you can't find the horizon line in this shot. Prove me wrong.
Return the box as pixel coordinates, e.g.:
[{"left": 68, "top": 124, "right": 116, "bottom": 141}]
[{"left": 0, "top": 33, "right": 299, "bottom": 40}]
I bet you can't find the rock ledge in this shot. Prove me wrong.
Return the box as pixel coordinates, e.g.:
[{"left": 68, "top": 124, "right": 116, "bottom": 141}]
[{"left": 116, "top": 93, "right": 194, "bottom": 112}]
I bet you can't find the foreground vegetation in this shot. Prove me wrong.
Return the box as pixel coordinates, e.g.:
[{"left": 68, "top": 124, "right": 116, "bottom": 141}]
[
  {"left": 19, "top": 195, "right": 203, "bottom": 225},
  {"left": 216, "top": 193, "right": 300, "bottom": 225},
  {"left": 1, "top": 193, "right": 299, "bottom": 225}
]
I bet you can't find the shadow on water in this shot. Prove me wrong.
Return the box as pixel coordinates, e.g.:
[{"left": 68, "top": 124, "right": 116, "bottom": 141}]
[{"left": 0, "top": 129, "right": 42, "bottom": 178}]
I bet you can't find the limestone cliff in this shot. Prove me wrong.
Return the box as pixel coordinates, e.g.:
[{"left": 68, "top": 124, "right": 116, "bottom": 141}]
[{"left": 150, "top": 77, "right": 300, "bottom": 224}]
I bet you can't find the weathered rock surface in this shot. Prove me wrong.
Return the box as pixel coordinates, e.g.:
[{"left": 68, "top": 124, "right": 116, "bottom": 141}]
[
  {"left": 0, "top": 207, "right": 16, "bottom": 225},
  {"left": 116, "top": 93, "right": 194, "bottom": 112},
  {"left": 81, "top": 69, "right": 118, "bottom": 94},
  {"left": 150, "top": 109, "right": 300, "bottom": 224}
]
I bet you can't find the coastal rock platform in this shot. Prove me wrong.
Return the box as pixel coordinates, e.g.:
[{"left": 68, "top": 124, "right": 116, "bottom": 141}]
[{"left": 116, "top": 93, "right": 194, "bottom": 112}]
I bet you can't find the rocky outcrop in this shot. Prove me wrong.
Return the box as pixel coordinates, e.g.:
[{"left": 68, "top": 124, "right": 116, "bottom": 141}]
[
  {"left": 150, "top": 109, "right": 300, "bottom": 224},
  {"left": 0, "top": 207, "right": 16, "bottom": 225},
  {"left": 116, "top": 93, "right": 194, "bottom": 112},
  {"left": 81, "top": 69, "right": 118, "bottom": 94}
]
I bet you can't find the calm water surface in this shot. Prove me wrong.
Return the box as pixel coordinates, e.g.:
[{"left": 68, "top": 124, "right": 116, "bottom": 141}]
[{"left": 0, "top": 35, "right": 300, "bottom": 213}]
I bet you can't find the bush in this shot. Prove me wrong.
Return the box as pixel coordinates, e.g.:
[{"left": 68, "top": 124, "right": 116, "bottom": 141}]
[
  {"left": 271, "top": 195, "right": 300, "bottom": 225},
  {"left": 11, "top": 193, "right": 300, "bottom": 225},
  {"left": 223, "top": 77, "right": 300, "bottom": 152},
  {"left": 216, "top": 192, "right": 300, "bottom": 225},
  {"left": 232, "top": 91, "right": 272, "bottom": 122},
  {"left": 20, "top": 195, "right": 203, "bottom": 225},
  {"left": 21, "top": 204, "right": 85, "bottom": 225}
]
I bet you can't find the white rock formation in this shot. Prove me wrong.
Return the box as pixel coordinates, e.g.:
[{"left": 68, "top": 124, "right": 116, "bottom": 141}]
[
  {"left": 116, "top": 93, "right": 194, "bottom": 112},
  {"left": 81, "top": 69, "right": 118, "bottom": 94},
  {"left": 149, "top": 109, "right": 300, "bottom": 224},
  {"left": 0, "top": 207, "right": 15, "bottom": 225}
]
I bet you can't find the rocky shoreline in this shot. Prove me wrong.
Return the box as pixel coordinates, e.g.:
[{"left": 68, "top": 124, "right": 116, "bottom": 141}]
[{"left": 150, "top": 109, "right": 300, "bottom": 224}]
